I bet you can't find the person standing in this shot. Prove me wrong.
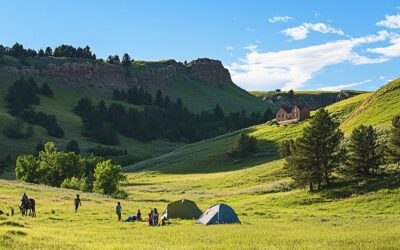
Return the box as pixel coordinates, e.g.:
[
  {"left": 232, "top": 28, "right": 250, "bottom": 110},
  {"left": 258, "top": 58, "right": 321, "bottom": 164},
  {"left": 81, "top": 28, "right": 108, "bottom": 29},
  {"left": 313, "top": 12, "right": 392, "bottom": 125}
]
[
  {"left": 74, "top": 194, "right": 81, "bottom": 213},
  {"left": 21, "top": 193, "right": 28, "bottom": 209},
  {"left": 136, "top": 209, "right": 142, "bottom": 221},
  {"left": 153, "top": 208, "right": 159, "bottom": 226},
  {"left": 116, "top": 202, "right": 122, "bottom": 221}
]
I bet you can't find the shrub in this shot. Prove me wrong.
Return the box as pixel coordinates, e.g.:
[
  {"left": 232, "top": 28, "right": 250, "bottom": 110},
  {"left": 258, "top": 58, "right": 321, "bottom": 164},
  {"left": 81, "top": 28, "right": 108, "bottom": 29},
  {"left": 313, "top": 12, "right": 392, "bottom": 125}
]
[
  {"left": 227, "top": 132, "right": 257, "bottom": 158},
  {"left": 3, "top": 119, "right": 33, "bottom": 139},
  {"left": 60, "top": 177, "right": 86, "bottom": 191}
]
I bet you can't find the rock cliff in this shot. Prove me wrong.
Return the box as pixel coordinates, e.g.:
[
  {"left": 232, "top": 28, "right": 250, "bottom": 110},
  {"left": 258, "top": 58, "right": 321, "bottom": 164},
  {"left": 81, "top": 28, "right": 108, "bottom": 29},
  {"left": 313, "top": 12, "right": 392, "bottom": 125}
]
[{"left": 0, "top": 58, "right": 232, "bottom": 92}]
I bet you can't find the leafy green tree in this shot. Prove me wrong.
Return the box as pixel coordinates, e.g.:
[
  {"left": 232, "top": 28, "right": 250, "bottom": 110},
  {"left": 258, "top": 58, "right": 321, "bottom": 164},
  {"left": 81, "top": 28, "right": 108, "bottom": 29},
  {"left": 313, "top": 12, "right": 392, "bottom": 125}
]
[
  {"left": 345, "top": 125, "right": 382, "bottom": 176},
  {"left": 122, "top": 53, "right": 131, "bottom": 66},
  {"left": 65, "top": 139, "right": 80, "bottom": 154},
  {"left": 93, "top": 160, "right": 126, "bottom": 196},
  {"left": 387, "top": 115, "right": 400, "bottom": 163},
  {"left": 15, "top": 154, "right": 39, "bottom": 183},
  {"left": 285, "top": 108, "right": 344, "bottom": 191},
  {"left": 288, "top": 89, "right": 295, "bottom": 98}
]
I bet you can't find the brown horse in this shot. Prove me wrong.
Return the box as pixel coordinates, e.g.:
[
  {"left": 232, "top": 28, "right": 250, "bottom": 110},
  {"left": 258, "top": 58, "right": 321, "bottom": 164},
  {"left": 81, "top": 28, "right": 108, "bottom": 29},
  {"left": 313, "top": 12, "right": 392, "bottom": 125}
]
[{"left": 20, "top": 198, "right": 36, "bottom": 217}]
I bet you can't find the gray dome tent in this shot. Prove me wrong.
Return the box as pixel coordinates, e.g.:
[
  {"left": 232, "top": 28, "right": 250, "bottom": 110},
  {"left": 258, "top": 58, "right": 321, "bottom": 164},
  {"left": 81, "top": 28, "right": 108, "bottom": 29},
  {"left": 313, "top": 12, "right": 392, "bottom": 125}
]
[
  {"left": 162, "top": 199, "right": 202, "bottom": 219},
  {"left": 196, "top": 204, "right": 240, "bottom": 225}
]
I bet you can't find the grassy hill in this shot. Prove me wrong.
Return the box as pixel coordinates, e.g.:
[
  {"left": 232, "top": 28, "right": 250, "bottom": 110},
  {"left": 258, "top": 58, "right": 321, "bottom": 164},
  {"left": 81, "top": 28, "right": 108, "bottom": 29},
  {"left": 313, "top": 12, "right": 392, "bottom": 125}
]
[
  {"left": 0, "top": 57, "right": 272, "bottom": 177},
  {"left": 128, "top": 79, "right": 400, "bottom": 174},
  {"left": 2, "top": 159, "right": 400, "bottom": 249}
]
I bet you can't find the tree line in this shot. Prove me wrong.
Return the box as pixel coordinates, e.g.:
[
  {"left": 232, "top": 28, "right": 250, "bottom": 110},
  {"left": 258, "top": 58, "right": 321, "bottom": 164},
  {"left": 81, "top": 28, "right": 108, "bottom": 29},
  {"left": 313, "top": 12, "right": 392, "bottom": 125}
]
[
  {"left": 0, "top": 42, "right": 135, "bottom": 66},
  {"left": 4, "top": 77, "right": 64, "bottom": 138},
  {"left": 281, "top": 108, "right": 400, "bottom": 191},
  {"left": 74, "top": 89, "right": 274, "bottom": 144},
  {"left": 15, "top": 142, "right": 127, "bottom": 197}
]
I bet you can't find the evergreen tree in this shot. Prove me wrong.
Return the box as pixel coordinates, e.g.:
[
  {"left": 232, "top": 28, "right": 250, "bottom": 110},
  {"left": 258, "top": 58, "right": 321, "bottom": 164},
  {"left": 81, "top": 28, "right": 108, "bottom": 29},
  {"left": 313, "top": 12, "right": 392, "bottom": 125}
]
[
  {"left": 227, "top": 132, "right": 257, "bottom": 157},
  {"left": 386, "top": 115, "right": 400, "bottom": 163},
  {"left": 40, "top": 82, "right": 54, "bottom": 97},
  {"left": 280, "top": 139, "right": 295, "bottom": 158},
  {"left": 345, "top": 125, "right": 381, "bottom": 176},
  {"left": 154, "top": 89, "right": 163, "bottom": 107},
  {"left": 44, "top": 47, "right": 53, "bottom": 56},
  {"left": 122, "top": 53, "right": 131, "bottom": 66},
  {"left": 65, "top": 139, "right": 80, "bottom": 154},
  {"left": 213, "top": 103, "right": 225, "bottom": 120},
  {"left": 285, "top": 108, "right": 344, "bottom": 191}
]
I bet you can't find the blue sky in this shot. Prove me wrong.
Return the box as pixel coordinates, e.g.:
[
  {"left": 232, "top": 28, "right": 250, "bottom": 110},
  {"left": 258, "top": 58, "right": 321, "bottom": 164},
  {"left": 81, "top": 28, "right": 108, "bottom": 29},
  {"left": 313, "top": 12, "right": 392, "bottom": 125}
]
[{"left": 1, "top": 0, "right": 400, "bottom": 91}]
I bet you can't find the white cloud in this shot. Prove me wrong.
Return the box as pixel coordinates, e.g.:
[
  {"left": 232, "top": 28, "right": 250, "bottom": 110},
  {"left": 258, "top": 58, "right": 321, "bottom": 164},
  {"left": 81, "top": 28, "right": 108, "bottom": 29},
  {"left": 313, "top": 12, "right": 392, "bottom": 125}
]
[
  {"left": 379, "top": 76, "right": 385, "bottom": 80},
  {"left": 268, "top": 16, "right": 292, "bottom": 23},
  {"left": 226, "top": 45, "right": 234, "bottom": 51},
  {"left": 377, "top": 14, "right": 400, "bottom": 29},
  {"left": 228, "top": 32, "right": 389, "bottom": 91},
  {"left": 282, "top": 22, "right": 345, "bottom": 40},
  {"left": 245, "top": 27, "right": 255, "bottom": 32},
  {"left": 367, "top": 32, "right": 400, "bottom": 57},
  {"left": 319, "top": 80, "right": 371, "bottom": 91},
  {"left": 244, "top": 44, "right": 258, "bottom": 51}
]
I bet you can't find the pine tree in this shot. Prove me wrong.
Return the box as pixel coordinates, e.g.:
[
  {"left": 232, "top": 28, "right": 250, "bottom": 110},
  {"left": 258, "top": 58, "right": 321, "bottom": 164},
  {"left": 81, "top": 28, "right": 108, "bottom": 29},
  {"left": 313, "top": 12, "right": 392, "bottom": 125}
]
[
  {"left": 40, "top": 82, "right": 54, "bottom": 97},
  {"left": 387, "top": 115, "right": 400, "bottom": 163},
  {"left": 122, "top": 53, "right": 131, "bottom": 66},
  {"left": 213, "top": 103, "right": 225, "bottom": 120},
  {"left": 65, "top": 139, "right": 80, "bottom": 154},
  {"left": 285, "top": 108, "right": 344, "bottom": 191},
  {"left": 345, "top": 125, "right": 381, "bottom": 176}
]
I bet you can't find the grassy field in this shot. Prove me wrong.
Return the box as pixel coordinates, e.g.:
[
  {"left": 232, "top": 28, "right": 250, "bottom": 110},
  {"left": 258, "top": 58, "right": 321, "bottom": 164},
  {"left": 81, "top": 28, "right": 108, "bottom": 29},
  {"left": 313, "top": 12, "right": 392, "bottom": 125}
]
[
  {"left": 2, "top": 159, "right": 400, "bottom": 249},
  {"left": 131, "top": 79, "right": 400, "bottom": 174}
]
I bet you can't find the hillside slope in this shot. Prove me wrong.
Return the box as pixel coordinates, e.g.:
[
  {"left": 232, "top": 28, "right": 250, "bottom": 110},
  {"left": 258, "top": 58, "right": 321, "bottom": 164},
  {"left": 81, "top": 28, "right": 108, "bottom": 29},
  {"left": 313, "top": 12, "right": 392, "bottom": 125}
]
[
  {"left": 251, "top": 90, "right": 365, "bottom": 110},
  {"left": 128, "top": 77, "right": 400, "bottom": 174}
]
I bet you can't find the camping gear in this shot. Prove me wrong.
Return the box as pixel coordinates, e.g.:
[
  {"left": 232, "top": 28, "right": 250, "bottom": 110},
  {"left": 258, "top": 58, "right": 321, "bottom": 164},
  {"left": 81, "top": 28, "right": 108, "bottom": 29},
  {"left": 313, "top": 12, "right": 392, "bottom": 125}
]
[
  {"left": 162, "top": 199, "right": 202, "bottom": 219},
  {"left": 196, "top": 204, "right": 240, "bottom": 225}
]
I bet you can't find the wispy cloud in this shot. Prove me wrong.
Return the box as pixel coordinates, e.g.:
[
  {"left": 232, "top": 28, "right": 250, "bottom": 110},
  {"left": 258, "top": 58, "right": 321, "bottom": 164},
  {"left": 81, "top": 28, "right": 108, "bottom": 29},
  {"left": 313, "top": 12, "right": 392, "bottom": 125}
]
[
  {"left": 244, "top": 44, "right": 257, "bottom": 51},
  {"left": 226, "top": 45, "right": 234, "bottom": 51},
  {"left": 245, "top": 27, "right": 255, "bottom": 32},
  {"left": 319, "top": 80, "right": 371, "bottom": 91},
  {"left": 228, "top": 31, "right": 389, "bottom": 91},
  {"left": 268, "top": 16, "right": 292, "bottom": 23},
  {"left": 367, "top": 32, "right": 400, "bottom": 57},
  {"left": 377, "top": 14, "right": 400, "bottom": 29},
  {"left": 282, "top": 22, "right": 345, "bottom": 40}
]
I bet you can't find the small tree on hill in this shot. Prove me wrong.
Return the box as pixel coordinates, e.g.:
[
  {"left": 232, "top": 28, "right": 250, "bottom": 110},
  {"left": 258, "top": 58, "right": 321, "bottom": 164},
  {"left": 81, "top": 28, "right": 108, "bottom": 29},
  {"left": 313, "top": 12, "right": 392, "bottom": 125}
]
[
  {"left": 65, "top": 139, "right": 80, "bottom": 154},
  {"left": 345, "top": 125, "right": 382, "bottom": 176},
  {"left": 279, "top": 139, "right": 295, "bottom": 158},
  {"left": 386, "top": 115, "right": 400, "bottom": 163},
  {"left": 40, "top": 82, "right": 54, "bottom": 97},
  {"left": 213, "top": 103, "right": 225, "bottom": 120},
  {"left": 285, "top": 108, "right": 344, "bottom": 191},
  {"left": 227, "top": 132, "right": 257, "bottom": 157},
  {"left": 122, "top": 53, "right": 131, "bottom": 66}
]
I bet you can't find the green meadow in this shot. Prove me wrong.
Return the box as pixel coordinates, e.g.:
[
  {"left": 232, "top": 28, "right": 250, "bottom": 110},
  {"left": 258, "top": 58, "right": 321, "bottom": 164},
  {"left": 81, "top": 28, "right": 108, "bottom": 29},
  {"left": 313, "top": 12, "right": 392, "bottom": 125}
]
[{"left": 2, "top": 159, "right": 400, "bottom": 249}]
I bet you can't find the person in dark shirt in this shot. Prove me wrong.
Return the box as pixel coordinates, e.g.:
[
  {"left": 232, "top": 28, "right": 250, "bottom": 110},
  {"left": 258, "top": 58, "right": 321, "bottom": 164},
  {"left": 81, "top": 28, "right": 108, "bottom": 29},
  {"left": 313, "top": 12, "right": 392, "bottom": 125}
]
[
  {"left": 136, "top": 209, "right": 142, "bottom": 221},
  {"left": 74, "top": 194, "right": 81, "bottom": 213}
]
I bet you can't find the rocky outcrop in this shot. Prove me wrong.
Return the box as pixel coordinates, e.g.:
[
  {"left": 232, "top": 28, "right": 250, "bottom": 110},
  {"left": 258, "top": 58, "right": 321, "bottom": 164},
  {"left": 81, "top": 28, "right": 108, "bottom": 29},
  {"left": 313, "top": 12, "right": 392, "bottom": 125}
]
[
  {"left": 0, "top": 58, "right": 232, "bottom": 92},
  {"left": 187, "top": 58, "right": 232, "bottom": 87}
]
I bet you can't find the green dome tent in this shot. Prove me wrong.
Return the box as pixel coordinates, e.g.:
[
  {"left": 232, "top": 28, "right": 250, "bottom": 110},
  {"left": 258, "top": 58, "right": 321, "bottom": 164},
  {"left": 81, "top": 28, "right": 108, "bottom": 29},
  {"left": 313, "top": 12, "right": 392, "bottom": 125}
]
[
  {"left": 196, "top": 204, "right": 240, "bottom": 225},
  {"left": 162, "top": 199, "right": 202, "bottom": 219}
]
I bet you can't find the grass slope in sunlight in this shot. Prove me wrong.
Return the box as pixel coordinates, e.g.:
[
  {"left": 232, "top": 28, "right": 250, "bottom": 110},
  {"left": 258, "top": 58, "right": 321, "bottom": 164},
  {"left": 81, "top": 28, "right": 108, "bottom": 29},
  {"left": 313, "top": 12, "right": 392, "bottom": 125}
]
[{"left": 2, "top": 159, "right": 400, "bottom": 249}]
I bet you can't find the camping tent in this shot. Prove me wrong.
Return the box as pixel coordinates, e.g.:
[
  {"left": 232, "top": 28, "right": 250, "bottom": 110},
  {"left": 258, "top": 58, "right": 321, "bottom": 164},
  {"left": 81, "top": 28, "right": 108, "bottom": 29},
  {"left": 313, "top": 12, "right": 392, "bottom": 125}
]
[
  {"left": 162, "top": 199, "right": 202, "bottom": 219},
  {"left": 196, "top": 204, "right": 240, "bottom": 225}
]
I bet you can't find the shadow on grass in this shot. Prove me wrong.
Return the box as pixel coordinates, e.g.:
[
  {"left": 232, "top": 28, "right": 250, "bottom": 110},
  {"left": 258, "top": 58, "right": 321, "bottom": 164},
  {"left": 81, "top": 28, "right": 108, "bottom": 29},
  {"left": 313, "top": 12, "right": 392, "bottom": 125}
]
[{"left": 321, "top": 174, "right": 400, "bottom": 199}]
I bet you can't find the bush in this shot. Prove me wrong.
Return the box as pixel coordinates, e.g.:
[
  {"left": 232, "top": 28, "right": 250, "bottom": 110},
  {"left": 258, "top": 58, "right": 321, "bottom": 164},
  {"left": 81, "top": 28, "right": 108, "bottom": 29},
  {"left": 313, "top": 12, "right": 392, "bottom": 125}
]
[
  {"left": 60, "top": 177, "right": 86, "bottom": 191},
  {"left": 3, "top": 119, "right": 33, "bottom": 139},
  {"left": 227, "top": 132, "right": 257, "bottom": 158},
  {"left": 88, "top": 146, "right": 127, "bottom": 157}
]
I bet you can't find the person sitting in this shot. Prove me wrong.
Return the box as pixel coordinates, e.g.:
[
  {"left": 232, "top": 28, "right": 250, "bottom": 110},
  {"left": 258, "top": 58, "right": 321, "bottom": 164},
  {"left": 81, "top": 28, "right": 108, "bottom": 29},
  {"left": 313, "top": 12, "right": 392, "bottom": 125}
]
[
  {"left": 136, "top": 209, "right": 142, "bottom": 221},
  {"left": 147, "top": 212, "right": 152, "bottom": 226}
]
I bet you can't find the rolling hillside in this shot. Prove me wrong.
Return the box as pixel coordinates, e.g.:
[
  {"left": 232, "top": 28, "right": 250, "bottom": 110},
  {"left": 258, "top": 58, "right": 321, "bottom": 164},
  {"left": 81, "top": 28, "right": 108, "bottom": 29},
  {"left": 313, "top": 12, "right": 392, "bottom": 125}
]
[
  {"left": 0, "top": 56, "right": 272, "bottom": 178},
  {"left": 128, "top": 78, "right": 400, "bottom": 174}
]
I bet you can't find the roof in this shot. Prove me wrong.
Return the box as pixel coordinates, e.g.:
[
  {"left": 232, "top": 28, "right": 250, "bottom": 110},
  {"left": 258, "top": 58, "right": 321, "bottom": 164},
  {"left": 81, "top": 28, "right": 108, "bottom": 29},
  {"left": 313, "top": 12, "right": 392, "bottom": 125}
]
[{"left": 279, "top": 105, "right": 308, "bottom": 113}]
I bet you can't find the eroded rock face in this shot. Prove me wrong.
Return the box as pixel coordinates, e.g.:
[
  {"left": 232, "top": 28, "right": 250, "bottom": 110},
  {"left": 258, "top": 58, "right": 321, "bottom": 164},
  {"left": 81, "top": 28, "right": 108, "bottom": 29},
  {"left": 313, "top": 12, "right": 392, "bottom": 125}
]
[
  {"left": 0, "top": 58, "right": 232, "bottom": 91},
  {"left": 187, "top": 58, "right": 232, "bottom": 87}
]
